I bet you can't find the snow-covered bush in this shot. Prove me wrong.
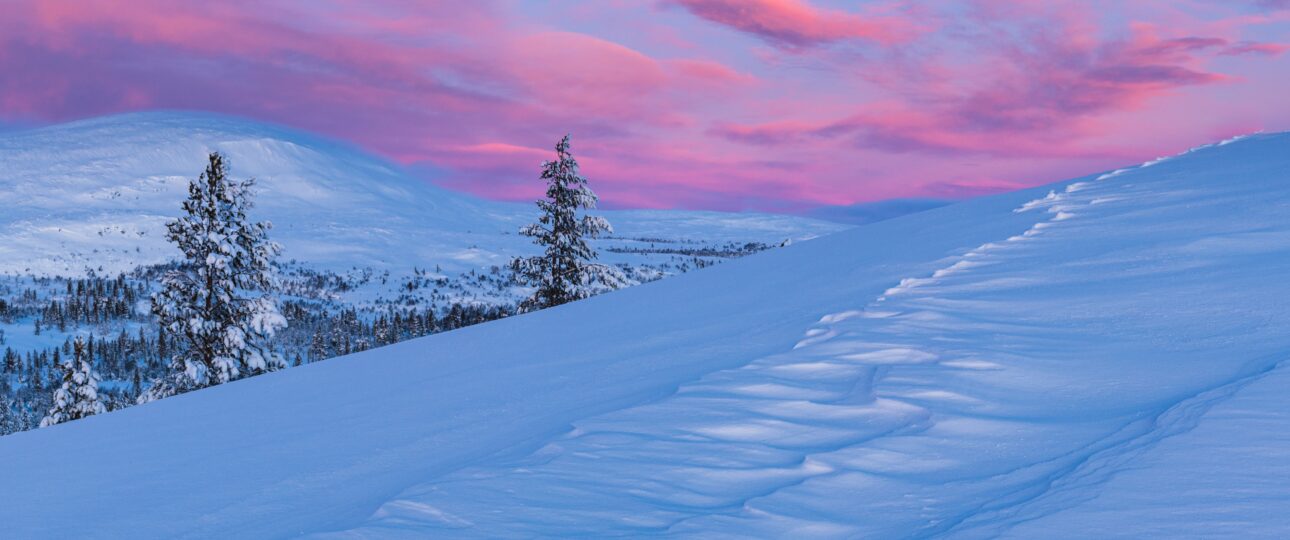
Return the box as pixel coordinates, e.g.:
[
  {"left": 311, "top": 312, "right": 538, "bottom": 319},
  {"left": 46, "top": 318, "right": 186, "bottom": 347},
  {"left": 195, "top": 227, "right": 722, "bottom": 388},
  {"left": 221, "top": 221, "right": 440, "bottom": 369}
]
[{"left": 40, "top": 337, "right": 105, "bottom": 427}]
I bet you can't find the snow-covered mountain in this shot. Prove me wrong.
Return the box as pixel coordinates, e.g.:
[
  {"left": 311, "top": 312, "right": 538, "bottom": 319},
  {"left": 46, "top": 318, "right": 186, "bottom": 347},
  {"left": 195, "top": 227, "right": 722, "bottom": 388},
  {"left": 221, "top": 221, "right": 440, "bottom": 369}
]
[
  {"left": 0, "top": 111, "right": 846, "bottom": 277},
  {"left": 2, "top": 131, "right": 1288, "bottom": 537}
]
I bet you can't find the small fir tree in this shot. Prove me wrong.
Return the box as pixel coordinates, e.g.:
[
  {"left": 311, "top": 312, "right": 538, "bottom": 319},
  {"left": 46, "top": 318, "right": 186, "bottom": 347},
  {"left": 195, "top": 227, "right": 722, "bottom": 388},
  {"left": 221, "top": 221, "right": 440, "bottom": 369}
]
[
  {"left": 511, "top": 135, "right": 623, "bottom": 311},
  {"left": 142, "top": 152, "right": 286, "bottom": 402},
  {"left": 40, "top": 337, "right": 105, "bottom": 427}
]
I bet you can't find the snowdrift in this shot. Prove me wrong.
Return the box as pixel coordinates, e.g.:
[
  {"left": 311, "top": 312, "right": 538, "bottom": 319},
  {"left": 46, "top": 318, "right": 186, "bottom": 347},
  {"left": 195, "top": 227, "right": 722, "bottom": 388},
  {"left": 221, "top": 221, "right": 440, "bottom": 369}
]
[{"left": 1, "top": 132, "right": 1288, "bottom": 538}]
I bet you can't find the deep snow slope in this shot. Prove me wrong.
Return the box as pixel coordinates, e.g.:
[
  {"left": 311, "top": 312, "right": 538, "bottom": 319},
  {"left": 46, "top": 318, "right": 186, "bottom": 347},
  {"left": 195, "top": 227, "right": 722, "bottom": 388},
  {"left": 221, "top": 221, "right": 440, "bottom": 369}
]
[
  {"left": 0, "top": 111, "right": 844, "bottom": 276},
  {"left": 1, "top": 133, "right": 1288, "bottom": 538}
]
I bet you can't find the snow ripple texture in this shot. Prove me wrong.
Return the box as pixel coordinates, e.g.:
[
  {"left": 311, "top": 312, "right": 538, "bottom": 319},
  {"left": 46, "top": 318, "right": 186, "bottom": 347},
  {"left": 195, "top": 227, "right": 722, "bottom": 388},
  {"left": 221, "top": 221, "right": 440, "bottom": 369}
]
[{"left": 318, "top": 134, "right": 1290, "bottom": 538}]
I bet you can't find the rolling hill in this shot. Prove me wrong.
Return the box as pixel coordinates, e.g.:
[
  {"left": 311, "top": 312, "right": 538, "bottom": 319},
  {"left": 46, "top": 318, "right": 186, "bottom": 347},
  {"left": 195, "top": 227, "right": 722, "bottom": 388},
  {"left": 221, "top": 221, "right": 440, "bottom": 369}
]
[{"left": 0, "top": 111, "right": 846, "bottom": 277}]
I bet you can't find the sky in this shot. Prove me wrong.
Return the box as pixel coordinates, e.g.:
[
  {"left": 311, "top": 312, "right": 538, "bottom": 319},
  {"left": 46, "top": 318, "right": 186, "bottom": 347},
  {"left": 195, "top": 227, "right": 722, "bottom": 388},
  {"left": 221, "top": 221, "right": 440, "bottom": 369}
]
[{"left": 1, "top": 0, "right": 1288, "bottom": 213}]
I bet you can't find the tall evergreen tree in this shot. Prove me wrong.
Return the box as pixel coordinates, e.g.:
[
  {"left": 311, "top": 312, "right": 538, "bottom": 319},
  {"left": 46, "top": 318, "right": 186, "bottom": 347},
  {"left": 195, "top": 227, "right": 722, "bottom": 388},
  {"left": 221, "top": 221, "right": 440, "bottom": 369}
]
[
  {"left": 511, "top": 135, "right": 622, "bottom": 311},
  {"left": 142, "top": 152, "right": 286, "bottom": 402},
  {"left": 40, "top": 337, "right": 105, "bottom": 427}
]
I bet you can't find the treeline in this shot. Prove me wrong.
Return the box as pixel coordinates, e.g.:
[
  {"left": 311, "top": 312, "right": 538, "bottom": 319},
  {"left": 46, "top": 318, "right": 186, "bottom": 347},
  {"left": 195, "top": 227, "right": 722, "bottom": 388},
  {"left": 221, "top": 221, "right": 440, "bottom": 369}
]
[
  {"left": 34, "top": 276, "right": 149, "bottom": 332},
  {"left": 1, "top": 330, "right": 163, "bottom": 433},
  {"left": 0, "top": 293, "right": 515, "bottom": 434},
  {"left": 605, "top": 241, "right": 773, "bottom": 258},
  {"left": 278, "top": 301, "right": 514, "bottom": 363}
]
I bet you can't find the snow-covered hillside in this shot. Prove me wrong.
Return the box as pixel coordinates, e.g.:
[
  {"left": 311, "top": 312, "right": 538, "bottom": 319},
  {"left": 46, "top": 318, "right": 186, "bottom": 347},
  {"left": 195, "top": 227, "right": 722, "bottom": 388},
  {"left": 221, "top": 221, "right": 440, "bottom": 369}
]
[
  {"left": 0, "top": 112, "right": 850, "bottom": 437},
  {"left": 0, "top": 111, "right": 845, "bottom": 277},
  {"left": 2, "top": 132, "right": 1288, "bottom": 538}
]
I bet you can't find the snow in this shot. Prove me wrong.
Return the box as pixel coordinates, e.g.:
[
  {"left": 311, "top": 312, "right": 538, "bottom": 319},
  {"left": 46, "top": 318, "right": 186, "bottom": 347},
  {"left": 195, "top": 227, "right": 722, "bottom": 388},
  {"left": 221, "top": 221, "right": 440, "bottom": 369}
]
[
  {"left": 1001, "top": 362, "right": 1290, "bottom": 538},
  {"left": 1, "top": 131, "right": 1289, "bottom": 537}
]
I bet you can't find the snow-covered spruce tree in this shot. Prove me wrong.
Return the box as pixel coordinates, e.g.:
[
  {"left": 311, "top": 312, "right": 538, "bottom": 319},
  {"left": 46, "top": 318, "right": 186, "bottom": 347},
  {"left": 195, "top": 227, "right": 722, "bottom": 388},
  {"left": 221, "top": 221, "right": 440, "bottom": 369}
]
[
  {"left": 141, "top": 152, "right": 285, "bottom": 403},
  {"left": 511, "top": 135, "right": 624, "bottom": 312},
  {"left": 40, "top": 337, "right": 105, "bottom": 428}
]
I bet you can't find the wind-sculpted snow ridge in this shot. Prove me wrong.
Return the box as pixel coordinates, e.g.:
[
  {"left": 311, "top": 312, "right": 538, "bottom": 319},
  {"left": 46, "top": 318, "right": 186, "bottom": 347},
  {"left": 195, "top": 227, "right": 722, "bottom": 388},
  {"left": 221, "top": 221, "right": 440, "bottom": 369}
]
[
  {"left": 317, "top": 133, "right": 1290, "bottom": 538},
  {"left": 2, "top": 133, "right": 1288, "bottom": 538}
]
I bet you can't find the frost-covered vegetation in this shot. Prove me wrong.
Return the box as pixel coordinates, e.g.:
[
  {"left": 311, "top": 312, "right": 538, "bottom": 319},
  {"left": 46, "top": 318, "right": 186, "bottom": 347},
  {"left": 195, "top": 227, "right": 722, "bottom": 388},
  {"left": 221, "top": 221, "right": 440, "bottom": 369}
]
[{"left": 0, "top": 241, "right": 778, "bottom": 434}]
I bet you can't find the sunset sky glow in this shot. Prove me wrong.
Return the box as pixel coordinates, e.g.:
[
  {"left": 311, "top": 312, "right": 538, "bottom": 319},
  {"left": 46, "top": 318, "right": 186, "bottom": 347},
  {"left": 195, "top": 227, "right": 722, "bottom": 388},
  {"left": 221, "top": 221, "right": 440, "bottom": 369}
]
[{"left": 2, "top": 0, "right": 1288, "bottom": 212}]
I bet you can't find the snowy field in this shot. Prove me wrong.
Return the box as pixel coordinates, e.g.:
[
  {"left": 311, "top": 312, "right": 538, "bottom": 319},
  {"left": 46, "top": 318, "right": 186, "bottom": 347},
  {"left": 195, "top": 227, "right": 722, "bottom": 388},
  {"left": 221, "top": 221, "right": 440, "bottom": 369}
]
[{"left": 1, "top": 131, "right": 1288, "bottom": 537}]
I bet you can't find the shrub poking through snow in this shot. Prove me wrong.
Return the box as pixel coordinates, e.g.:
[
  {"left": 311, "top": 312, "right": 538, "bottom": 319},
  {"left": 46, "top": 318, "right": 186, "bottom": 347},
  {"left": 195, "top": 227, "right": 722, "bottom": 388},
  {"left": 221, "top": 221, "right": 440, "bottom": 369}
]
[{"left": 142, "top": 152, "right": 285, "bottom": 402}]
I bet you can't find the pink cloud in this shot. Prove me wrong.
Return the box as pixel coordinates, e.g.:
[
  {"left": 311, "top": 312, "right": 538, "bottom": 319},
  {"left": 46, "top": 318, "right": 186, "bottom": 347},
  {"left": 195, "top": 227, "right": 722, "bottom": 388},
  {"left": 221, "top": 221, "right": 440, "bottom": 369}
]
[
  {"left": 1221, "top": 41, "right": 1290, "bottom": 55},
  {"left": 664, "top": 59, "right": 758, "bottom": 87},
  {"left": 501, "top": 32, "right": 672, "bottom": 123},
  {"left": 665, "top": 0, "right": 919, "bottom": 47},
  {"left": 712, "top": 14, "right": 1257, "bottom": 160}
]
